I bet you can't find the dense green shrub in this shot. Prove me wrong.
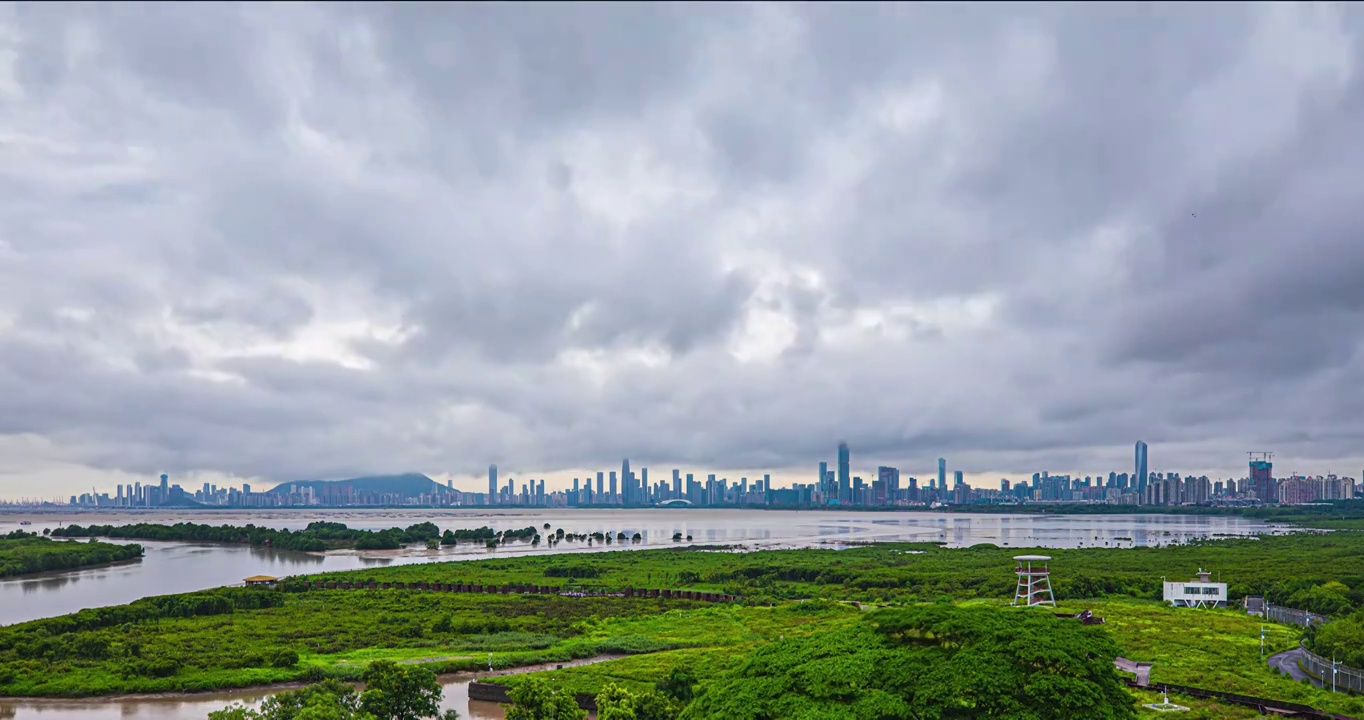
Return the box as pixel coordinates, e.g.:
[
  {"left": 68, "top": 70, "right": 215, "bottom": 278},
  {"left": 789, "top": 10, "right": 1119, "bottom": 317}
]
[
  {"left": 268, "top": 649, "right": 299, "bottom": 668},
  {"left": 0, "top": 536, "right": 144, "bottom": 578},
  {"left": 544, "top": 566, "right": 603, "bottom": 579},
  {"left": 51, "top": 520, "right": 454, "bottom": 553}
]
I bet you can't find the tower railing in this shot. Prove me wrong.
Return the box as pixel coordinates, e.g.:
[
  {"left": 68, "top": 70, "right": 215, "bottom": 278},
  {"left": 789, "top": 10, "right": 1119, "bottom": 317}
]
[{"left": 1012, "top": 555, "right": 1056, "bottom": 607}]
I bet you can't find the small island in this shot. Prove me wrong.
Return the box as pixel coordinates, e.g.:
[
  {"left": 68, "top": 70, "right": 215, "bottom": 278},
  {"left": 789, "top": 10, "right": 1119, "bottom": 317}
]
[
  {"left": 0, "top": 531, "right": 144, "bottom": 578},
  {"left": 49, "top": 521, "right": 558, "bottom": 552}
]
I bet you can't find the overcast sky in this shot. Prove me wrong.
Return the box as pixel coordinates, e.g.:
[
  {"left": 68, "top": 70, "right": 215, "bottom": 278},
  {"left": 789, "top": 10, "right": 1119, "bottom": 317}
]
[{"left": 3, "top": 3, "right": 1364, "bottom": 500}]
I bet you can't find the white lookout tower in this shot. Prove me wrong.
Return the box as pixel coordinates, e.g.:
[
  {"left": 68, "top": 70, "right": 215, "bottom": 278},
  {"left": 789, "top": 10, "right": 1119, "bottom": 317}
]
[{"left": 1012, "top": 555, "right": 1056, "bottom": 607}]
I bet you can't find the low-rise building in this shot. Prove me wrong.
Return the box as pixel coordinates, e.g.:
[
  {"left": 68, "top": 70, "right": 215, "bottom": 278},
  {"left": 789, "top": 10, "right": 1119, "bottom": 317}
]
[{"left": 1163, "top": 569, "right": 1227, "bottom": 608}]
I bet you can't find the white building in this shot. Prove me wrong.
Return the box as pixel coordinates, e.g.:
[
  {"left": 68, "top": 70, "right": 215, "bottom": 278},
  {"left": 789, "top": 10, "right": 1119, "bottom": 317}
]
[{"left": 1163, "top": 569, "right": 1227, "bottom": 608}]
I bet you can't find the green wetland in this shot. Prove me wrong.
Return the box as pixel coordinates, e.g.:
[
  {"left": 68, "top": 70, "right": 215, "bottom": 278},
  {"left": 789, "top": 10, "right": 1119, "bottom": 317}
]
[
  {"left": 3, "top": 518, "right": 1364, "bottom": 718},
  {"left": 0, "top": 532, "right": 143, "bottom": 579}
]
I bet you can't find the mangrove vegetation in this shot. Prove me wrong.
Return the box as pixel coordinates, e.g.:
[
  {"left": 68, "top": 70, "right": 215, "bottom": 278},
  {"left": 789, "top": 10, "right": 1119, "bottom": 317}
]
[{"left": 0, "top": 531, "right": 143, "bottom": 578}]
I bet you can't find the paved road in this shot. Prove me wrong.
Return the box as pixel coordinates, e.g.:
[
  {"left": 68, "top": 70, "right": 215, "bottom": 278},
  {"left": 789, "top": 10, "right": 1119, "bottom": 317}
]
[{"left": 1268, "top": 647, "right": 1322, "bottom": 687}]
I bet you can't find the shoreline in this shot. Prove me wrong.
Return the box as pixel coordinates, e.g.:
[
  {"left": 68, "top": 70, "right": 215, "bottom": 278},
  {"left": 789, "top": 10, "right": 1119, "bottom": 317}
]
[
  {"left": 0, "top": 549, "right": 146, "bottom": 584},
  {"left": 0, "top": 653, "right": 630, "bottom": 704}
]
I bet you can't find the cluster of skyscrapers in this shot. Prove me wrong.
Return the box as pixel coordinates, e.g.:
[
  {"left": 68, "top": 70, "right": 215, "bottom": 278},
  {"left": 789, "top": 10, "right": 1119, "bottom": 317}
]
[
  {"left": 489, "top": 462, "right": 795, "bottom": 507},
  {"left": 69, "top": 474, "right": 186, "bottom": 507}
]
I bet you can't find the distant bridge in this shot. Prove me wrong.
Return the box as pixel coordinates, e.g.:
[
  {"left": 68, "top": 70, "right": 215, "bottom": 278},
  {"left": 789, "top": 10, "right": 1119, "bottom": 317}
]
[{"left": 656, "top": 499, "right": 693, "bottom": 507}]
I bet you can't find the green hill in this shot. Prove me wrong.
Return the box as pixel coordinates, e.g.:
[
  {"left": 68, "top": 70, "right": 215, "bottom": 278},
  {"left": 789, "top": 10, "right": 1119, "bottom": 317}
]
[{"left": 267, "top": 473, "right": 446, "bottom": 498}]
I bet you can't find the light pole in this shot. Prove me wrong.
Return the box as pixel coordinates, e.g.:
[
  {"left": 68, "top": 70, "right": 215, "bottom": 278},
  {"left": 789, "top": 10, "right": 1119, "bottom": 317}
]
[
  {"left": 1260, "top": 626, "right": 1265, "bottom": 658},
  {"left": 1333, "top": 656, "right": 1338, "bottom": 693}
]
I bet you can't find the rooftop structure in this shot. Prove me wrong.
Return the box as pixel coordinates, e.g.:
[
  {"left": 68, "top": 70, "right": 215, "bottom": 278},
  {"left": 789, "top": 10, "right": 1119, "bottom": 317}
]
[
  {"left": 243, "top": 575, "right": 278, "bottom": 586},
  {"left": 1012, "top": 555, "right": 1055, "bottom": 607}
]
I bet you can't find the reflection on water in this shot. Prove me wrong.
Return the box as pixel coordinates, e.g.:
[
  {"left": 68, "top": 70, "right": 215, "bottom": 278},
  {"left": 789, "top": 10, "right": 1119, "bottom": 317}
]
[{"left": 0, "top": 509, "right": 1283, "bottom": 627}]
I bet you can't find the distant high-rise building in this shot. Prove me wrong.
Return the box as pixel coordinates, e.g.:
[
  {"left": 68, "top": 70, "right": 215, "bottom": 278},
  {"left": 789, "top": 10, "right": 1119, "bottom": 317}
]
[
  {"left": 818, "top": 461, "right": 829, "bottom": 499},
  {"left": 596, "top": 472, "right": 604, "bottom": 503},
  {"left": 937, "top": 459, "right": 946, "bottom": 491},
  {"left": 488, "top": 465, "right": 498, "bottom": 505},
  {"left": 609, "top": 472, "right": 618, "bottom": 502},
  {"left": 954, "top": 470, "right": 964, "bottom": 487},
  {"left": 1250, "top": 457, "right": 1275, "bottom": 504},
  {"left": 1134, "top": 441, "right": 1148, "bottom": 493},
  {"left": 837, "top": 442, "right": 850, "bottom": 500},
  {"left": 621, "top": 459, "right": 631, "bottom": 502},
  {"left": 672, "top": 469, "right": 682, "bottom": 499}
]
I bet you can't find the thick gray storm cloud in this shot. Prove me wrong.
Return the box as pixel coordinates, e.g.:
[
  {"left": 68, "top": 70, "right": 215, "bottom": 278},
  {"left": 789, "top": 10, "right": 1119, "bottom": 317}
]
[{"left": 3, "top": 3, "right": 1364, "bottom": 494}]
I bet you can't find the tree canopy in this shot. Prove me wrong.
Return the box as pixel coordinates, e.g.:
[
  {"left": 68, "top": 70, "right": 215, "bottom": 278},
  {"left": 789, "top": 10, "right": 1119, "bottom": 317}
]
[
  {"left": 207, "top": 663, "right": 454, "bottom": 720},
  {"left": 682, "top": 603, "right": 1136, "bottom": 720}
]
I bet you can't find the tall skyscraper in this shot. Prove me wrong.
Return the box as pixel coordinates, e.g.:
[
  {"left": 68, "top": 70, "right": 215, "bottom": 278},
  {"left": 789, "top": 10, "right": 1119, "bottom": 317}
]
[
  {"left": 1250, "top": 456, "right": 1275, "bottom": 504},
  {"left": 609, "top": 471, "right": 618, "bottom": 502},
  {"left": 954, "top": 470, "right": 964, "bottom": 487},
  {"left": 488, "top": 465, "right": 498, "bottom": 504},
  {"left": 596, "top": 472, "right": 604, "bottom": 503},
  {"left": 1134, "top": 441, "right": 1148, "bottom": 493},
  {"left": 937, "top": 459, "right": 946, "bottom": 491},
  {"left": 621, "top": 459, "right": 631, "bottom": 502},
  {"left": 818, "top": 461, "right": 829, "bottom": 498},
  {"left": 672, "top": 469, "right": 682, "bottom": 499},
  {"left": 837, "top": 442, "right": 850, "bottom": 500}
]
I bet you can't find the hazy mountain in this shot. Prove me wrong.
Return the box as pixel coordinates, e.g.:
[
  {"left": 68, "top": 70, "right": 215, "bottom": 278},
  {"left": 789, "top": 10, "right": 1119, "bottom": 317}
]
[{"left": 267, "top": 473, "right": 446, "bottom": 498}]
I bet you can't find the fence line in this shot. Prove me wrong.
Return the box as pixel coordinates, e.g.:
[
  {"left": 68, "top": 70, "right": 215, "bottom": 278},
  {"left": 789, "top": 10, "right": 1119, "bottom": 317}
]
[
  {"left": 1243, "top": 597, "right": 1331, "bottom": 627},
  {"left": 1268, "top": 603, "right": 1332, "bottom": 628},
  {"left": 1300, "top": 642, "right": 1364, "bottom": 695},
  {"left": 1245, "top": 597, "right": 1361, "bottom": 696}
]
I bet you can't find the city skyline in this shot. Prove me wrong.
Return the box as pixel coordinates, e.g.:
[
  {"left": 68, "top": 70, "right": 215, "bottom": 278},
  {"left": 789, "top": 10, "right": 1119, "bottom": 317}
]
[
  {"left": 5, "top": 5, "right": 1364, "bottom": 501},
  {"left": 58, "top": 438, "right": 1361, "bottom": 509},
  {"left": 10, "top": 439, "right": 1364, "bottom": 503},
  {"left": 41, "top": 438, "right": 1364, "bottom": 508}
]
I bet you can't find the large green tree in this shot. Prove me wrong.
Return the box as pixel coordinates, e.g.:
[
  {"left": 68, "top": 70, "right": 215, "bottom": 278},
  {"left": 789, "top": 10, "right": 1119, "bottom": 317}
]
[
  {"left": 207, "top": 665, "right": 453, "bottom": 720},
  {"left": 593, "top": 684, "right": 680, "bottom": 720},
  {"left": 682, "top": 604, "right": 1136, "bottom": 720},
  {"left": 208, "top": 679, "right": 374, "bottom": 720},
  {"left": 506, "top": 675, "right": 586, "bottom": 720},
  {"left": 358, "top": 661, "right": 442, "bottom": 720}
]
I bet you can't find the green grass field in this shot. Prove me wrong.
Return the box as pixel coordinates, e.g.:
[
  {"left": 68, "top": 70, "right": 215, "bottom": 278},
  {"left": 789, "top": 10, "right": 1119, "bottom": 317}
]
[{"left": 0, "top": 589, "right": 854, "bottom": 697}]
